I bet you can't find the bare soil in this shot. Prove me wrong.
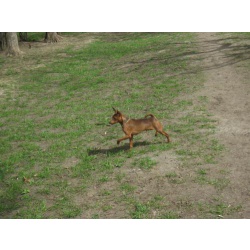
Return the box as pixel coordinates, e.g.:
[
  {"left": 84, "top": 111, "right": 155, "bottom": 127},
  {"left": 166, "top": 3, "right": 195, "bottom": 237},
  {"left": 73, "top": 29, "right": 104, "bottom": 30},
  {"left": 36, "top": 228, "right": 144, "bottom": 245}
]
[{"left": 193, "top": 33, "right": 250, "bottom": 217}]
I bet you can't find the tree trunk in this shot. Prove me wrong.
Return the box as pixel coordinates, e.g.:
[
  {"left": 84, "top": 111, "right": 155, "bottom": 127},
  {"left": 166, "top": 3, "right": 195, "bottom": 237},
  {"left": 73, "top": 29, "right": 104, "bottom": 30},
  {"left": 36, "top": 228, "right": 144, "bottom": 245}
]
[
  {"left": 44, "top": 32, "right": 62, "bottom": 43},
  {"left": 6, "top": 32, "right": 22, "bottom": 56},
  {"left": 0, "top": 32, "right": 7, "bottom": 51}
]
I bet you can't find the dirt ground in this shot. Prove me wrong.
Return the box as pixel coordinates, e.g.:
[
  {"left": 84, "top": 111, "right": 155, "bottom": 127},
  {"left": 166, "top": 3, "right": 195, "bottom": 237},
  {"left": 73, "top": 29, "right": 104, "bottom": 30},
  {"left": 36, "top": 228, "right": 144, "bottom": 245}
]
[{"left": 193, "top": 33, "right": 250, "bottom": 217}]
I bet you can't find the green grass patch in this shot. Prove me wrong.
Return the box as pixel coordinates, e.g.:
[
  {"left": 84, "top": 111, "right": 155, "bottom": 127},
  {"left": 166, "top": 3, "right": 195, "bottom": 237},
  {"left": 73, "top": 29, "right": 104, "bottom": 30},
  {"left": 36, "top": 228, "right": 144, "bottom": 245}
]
[{"left": 133, "top": 156, "right": 157, "bottom": 170}]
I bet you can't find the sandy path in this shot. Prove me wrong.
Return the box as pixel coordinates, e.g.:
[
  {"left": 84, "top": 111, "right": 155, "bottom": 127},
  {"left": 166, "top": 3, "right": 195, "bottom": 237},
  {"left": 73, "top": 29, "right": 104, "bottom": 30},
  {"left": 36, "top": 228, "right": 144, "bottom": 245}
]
[{"left": 196, "top": 33, "right": 250, "bottom": 218}]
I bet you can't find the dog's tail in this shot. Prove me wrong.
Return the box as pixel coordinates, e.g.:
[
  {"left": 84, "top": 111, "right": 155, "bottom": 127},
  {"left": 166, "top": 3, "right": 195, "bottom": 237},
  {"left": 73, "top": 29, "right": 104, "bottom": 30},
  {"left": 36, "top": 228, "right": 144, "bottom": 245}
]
[{"left": 145, "top": 113, "right": 157, "bottom": 119}]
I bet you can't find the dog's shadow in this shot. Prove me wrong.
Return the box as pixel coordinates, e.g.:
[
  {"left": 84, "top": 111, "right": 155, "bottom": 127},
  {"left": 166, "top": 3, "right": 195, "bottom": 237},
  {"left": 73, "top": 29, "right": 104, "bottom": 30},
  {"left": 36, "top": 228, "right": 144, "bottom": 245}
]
[{"left": 87, "top": 141, "right": 153, "bottom": 156}]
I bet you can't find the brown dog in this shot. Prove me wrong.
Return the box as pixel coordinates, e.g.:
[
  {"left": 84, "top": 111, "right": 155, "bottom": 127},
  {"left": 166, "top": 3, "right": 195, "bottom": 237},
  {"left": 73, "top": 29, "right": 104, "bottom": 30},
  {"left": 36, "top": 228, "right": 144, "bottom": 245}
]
[{"left": 109, "top": 107, "right": 170, "bottom": 149}]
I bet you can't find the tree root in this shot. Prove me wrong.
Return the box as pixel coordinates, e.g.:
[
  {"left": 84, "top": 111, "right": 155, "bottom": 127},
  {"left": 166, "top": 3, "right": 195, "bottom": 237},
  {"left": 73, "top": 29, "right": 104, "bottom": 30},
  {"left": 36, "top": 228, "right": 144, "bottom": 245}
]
[{"left": 44, "top": 32, "right": 63, "bottom": 43}]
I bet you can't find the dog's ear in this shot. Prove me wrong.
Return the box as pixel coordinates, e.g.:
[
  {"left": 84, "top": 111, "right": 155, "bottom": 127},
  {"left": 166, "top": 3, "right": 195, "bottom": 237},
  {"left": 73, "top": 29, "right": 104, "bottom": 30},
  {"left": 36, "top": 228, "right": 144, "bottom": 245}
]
[
  {"left": 117, "top": 110, "right": 122, "bottom": 116},
  {"left": 112, "top": 107, "right": 117, "bottom": 113}
]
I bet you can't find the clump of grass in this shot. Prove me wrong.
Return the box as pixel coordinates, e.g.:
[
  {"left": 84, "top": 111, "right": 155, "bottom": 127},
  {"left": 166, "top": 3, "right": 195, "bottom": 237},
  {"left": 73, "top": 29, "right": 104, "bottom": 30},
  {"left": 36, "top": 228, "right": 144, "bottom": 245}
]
[
  {"left": 91, "top": 214, "right": 99, "bottom": 219},
  {"left": 98, "top": 176, "right": 109, "bottom": 183},
  {"left": 165, "top": 172, "right": 184, "bottom": 184},
  {"left": 120, "top": 183, "right": 137, "bottom": 193},
  {"left": 160, "top": 212, "right": 179, "bottom": 219},
  {"left": 131, "top": 203, "right": 150, "bottom": 219},
  {"left": 165, "top": 172, "right": 178, "bottom": 178},
  {"left": 133, "top": 157, "right": 157, "bottom": 170},
  {"left": 198, "top": 201, "right": 242, "bottom": 218}
]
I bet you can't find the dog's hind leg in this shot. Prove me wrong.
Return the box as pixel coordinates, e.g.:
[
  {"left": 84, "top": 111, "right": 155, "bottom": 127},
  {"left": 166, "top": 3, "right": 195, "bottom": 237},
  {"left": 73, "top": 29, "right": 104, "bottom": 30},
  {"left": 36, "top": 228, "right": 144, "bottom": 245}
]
[{"left": 157, "top": 130, "right": 170, "bottom": 143}]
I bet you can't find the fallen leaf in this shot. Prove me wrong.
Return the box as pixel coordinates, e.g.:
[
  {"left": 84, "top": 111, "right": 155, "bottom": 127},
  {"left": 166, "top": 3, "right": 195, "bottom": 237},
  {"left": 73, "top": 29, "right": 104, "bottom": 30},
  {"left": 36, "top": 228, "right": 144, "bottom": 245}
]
[{"left": 23, "top": 177, "right": 30, "bottom": 183}]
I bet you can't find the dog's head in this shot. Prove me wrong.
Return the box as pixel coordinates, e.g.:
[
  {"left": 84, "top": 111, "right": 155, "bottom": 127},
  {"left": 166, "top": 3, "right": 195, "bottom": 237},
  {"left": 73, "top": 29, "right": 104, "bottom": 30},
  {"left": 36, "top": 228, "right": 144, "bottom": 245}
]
[{"left": 109, "top": 107, "right": 126, "bottom": 125}]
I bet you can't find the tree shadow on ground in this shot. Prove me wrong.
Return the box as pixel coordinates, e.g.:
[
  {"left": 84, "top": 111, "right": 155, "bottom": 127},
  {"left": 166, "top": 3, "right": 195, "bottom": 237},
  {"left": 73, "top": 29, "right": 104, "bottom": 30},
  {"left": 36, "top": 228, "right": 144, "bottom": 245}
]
[{"left": 123, "top": 35, "right": 250, "bottom": 76}]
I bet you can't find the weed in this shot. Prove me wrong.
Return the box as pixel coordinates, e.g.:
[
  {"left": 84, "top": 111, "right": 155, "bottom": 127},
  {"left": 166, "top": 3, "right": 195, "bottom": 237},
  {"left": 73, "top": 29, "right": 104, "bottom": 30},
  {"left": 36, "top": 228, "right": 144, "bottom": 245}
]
[
  {"left": 197, "top": 169, "right": 207, "bottom": 176},
  {"left": 131, "top": 203, "right": 149, "bottom": 219}
]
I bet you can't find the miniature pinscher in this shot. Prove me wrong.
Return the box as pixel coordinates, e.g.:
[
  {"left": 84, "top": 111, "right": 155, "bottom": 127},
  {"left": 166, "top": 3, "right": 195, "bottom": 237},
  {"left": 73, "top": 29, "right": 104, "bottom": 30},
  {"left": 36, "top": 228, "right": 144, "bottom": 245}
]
[{"left": 109, "top": 107, "right": 170, "bottom": 149}]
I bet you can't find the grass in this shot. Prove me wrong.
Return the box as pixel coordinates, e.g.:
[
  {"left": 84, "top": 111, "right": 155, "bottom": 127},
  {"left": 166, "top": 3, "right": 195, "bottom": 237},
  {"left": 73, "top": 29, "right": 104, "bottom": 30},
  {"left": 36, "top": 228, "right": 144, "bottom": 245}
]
[
  {"left": 131, "top": 196, "right": 179, "bottom": 219},
  {"left": 132, "top": 203, "right": 150, "bottom": 219},
  {"left": 133, "top": 157, "right": 157, "bottom": 170},
  {"left": 0, "top": 32, "right": 241, "bottom": 218},
  {"left": 198, "top": 200, "right": 242, "bottom": 218}
]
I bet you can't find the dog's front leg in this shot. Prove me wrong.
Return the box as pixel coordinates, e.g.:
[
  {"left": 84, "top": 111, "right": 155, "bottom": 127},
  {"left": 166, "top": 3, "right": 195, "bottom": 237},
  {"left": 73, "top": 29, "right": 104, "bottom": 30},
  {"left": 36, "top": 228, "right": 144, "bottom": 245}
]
[
  {"left": 129, "top": 135, "right": 134, "bottom": 149},
  {"left": 117, "top": 135, "right": 131, "bottom": 145}
]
